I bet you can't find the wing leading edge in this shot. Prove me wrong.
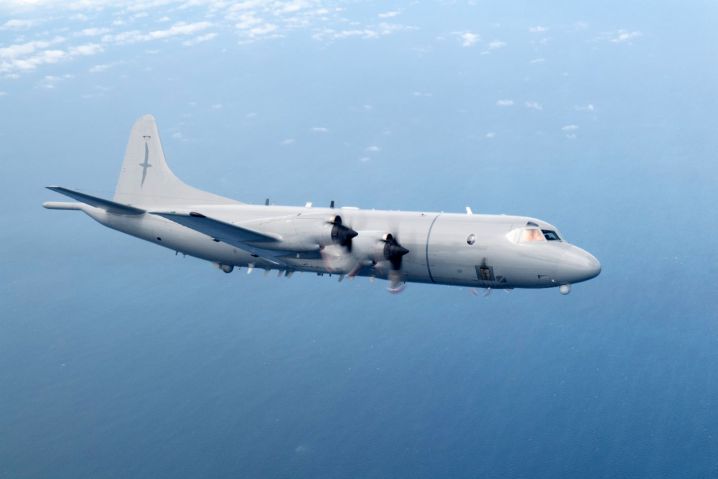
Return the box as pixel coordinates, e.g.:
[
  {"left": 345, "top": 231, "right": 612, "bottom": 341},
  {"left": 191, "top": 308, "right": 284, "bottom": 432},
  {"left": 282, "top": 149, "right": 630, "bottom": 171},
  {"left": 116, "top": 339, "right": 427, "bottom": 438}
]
[{"left": 153, "top": 212, "right": 291, "bottom": 266}]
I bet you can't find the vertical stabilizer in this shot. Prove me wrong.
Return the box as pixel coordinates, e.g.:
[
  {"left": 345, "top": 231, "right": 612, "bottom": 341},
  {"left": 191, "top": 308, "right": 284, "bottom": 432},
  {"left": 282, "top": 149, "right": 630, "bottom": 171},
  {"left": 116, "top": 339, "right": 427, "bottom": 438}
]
[{"left": 114, "top": 114, "right": 238, "bottom": 207}]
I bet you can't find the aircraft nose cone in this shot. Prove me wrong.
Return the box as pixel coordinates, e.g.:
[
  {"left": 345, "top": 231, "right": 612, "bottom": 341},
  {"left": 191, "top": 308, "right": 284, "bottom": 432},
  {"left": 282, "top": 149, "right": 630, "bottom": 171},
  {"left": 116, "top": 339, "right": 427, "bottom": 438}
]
[
  {"left": 557, "top": 246, "right": 601, "bottom": 284},
  {"left": 586, "top": 252, "right": 601, "bottom": 279}
]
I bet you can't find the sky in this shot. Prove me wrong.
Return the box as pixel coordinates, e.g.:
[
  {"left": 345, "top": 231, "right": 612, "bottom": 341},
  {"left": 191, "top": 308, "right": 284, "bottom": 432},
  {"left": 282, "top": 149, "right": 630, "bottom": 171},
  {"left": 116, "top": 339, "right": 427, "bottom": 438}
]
[{"left": 1, "top": 1, "right": 717, "bottom": 478}]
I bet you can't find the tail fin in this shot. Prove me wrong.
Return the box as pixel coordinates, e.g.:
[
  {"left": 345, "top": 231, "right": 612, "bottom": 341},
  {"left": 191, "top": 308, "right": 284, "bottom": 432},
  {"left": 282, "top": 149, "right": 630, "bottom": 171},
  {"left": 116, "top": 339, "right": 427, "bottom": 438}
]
[{"left": 113, "top": 115, "right": 238, "bottom": 207}]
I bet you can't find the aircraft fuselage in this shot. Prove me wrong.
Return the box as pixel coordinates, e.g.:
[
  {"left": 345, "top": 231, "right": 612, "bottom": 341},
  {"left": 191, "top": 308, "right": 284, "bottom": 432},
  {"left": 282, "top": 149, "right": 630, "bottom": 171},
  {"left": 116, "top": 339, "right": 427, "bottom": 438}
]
[{"left": 69, "top": 202, "right": 600, "bottom": 291}]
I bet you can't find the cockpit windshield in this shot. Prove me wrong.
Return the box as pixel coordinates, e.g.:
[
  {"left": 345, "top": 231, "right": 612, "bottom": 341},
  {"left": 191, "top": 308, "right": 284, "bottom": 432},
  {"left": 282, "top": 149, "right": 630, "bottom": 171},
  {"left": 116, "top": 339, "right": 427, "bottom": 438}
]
[
  {"left": 542, "top": 230, "right": 561, "bottom": 241},
  {"left": 520, "top": 228, "right": 545, "bottom": 242},
  {"left": 508, "top": 226, "right": 563, "bottom": 244}
]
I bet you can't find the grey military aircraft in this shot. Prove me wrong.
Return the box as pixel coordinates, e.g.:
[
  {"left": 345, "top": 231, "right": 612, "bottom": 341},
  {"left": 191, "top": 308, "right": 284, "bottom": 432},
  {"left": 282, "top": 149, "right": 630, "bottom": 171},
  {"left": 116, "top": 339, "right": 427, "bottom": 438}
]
[{"left": 44, "top": 115, "right": 600, "bottom": 294}]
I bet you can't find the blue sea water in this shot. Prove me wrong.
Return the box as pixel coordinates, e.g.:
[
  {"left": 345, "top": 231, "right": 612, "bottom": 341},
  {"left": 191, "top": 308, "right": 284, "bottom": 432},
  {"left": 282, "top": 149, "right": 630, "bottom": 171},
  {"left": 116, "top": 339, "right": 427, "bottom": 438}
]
[{"left": 1, "top": 1, "right": 717, "bottom": 477}]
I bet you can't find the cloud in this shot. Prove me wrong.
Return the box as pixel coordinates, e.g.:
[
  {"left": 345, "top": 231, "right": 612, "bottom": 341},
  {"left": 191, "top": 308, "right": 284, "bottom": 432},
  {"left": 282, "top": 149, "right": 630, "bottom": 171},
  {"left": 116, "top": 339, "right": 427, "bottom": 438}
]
[
  {"left": 598, "top": 29, "right": 643, "bottom": 44},
  {"left": 0, "top": 37, "right": 67, "bottom": 74},
  {"left": 311, "top": 126, "right": 328, "bottom": 133},
  {"left": 247, "top": 23, "right": 278, "bottom": 37},
  {"left": 562, "top": 124, "right": 579, "bottom": 138},
  {"left": 496, "top": 99, "right": 514, "bottom": 107},
  {"left": 182, "top": 32, "right": 217, "bottom": 46},
  {"left": 274, "top": 0, "right": 314, "bottom": 14},
  {"left": 313, "top": 22, "right": 414, "bottom": 41},
  {"left": 281, "top": 138, "right": 295, "bottom": 145},
  {"left": 69, "top": 43, "right": 103, "bottom": 56},
  {"left": 487, "top": 40, "right": 505, "bottom": 50},
  {"left": 529, "top": 57, "right": 545, "bottom": 64},
  {"left": 89, "top": 62, "right": 113, "bottom": 73},
  {"left": 102, "top": 21, "right": 213, "bottom": 45},
  {"left": 233, "top": 12, "right": 282, "bottom": 41},
  {"left": 606, "top": 29, "right": 641, "bottom": 43},
  {"left": 485, "top": 132, "right": 495, "bottom": 139},
  {"left": 525, "top": 101, "right": 542, "bottom": 110},
  {"left": 529, "top": 25, "right": 548, "bottom": 33},
  {"left": 37, "top": 73, "right": 73, "bottom": 89},
  {"left": 378, "top": 10, "right": 400, "bottom": 19},
  {"left": 0, "top": 35, "right": 105, "bottom": 75},
  {"left": 170, "top": 131, "right": 187, "bottom": 141},
  {"left": 1, "top": 19, "right": 36, "bottom": 30},
  {"left": 228, "top": 2, "right": 353, "bottom": 43},
  {"left": 365, "top": 145, "right": 381, "bottom": 152},
  {"left": 0, "top": 91, "right": 7, "bottom": 96},
  {"left": 0, "top": 37, "right": 64, "bottom": 60},
  {"left": 457, "top": 31, "right": 479, "bottom": 47},
  {"left": 575, "top": 104, "right": 595, "bottom": 112},
  {"left": 148, "top": 21, "right": 212, "bottom": 40},
  {"left": 75, "top": 27, "right": 110, "bottom": 37},
  {"left": 0, "top": 1, "right": 418, "bottom": 76},
  {"left": 233, "top": 12, "right": 262, "bottom": 30}
]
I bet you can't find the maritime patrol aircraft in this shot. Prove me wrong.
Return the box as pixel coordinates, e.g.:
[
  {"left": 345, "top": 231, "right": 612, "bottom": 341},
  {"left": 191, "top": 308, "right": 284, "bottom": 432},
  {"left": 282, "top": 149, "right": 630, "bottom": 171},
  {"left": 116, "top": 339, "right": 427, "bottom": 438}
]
[{"left": 44, "top": 115, "right": 600, "bottom": 294}]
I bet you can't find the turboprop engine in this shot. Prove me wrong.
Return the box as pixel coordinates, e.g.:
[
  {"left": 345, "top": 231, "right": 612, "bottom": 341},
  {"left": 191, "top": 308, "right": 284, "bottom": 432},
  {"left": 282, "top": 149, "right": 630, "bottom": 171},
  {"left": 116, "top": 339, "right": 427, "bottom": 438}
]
[
  {"left": 320, "top": 230, "right": 410, "bottom": 292},
  {"left": 257, "top": 215, "right": 358, "bottom": 252}
]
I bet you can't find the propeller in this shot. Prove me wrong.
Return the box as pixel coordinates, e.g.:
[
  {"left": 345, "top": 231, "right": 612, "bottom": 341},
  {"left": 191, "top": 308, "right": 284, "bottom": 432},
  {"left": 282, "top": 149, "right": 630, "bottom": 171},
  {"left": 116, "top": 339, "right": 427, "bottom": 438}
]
[
  {"left": 321, "top": 216, "right": 358, "bottom": 273},
  {"left": 329, "top": 216, "right": 358, "bottom": 249},
  {"left": 321, "top": 220, "right": 410, "bottom": 293},
  {"left": 382, "top": 234, "right": 409, "bottom": 269}
]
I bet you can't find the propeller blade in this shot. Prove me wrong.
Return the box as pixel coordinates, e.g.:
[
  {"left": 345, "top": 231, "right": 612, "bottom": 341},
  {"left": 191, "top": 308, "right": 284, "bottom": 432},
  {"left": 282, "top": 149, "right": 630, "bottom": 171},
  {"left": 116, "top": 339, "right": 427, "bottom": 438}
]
[
  {"left": 387, "top": 270, "right": 406, "bottom": 294},
  {"left": 329, "top": 216, "right": 358, "bottom": 247},
  {"left": 382, "top": 234, "right": 409, "bottom": 270},
  {"left": 384, "top": 234, "right": 409, "bottom": 271}
]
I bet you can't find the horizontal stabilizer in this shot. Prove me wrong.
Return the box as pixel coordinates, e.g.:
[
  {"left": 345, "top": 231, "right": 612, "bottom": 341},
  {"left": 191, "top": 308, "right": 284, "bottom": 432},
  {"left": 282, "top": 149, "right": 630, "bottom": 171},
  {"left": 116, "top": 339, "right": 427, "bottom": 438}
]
[
  {"left": 47, "top": 186, "right": 145, "bottom": 215},
  {"left": 153, "top": 211, "right": 279, "bottom": 247}
]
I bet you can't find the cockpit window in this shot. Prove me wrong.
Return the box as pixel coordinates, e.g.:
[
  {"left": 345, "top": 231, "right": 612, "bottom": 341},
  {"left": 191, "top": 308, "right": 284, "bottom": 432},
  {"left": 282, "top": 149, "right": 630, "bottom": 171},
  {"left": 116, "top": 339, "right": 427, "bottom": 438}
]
[
  {"left": 507, "top": 226, "right": 563, "bottom": 244},
  {"left": 542, "top": 230, "right": 561, "bottom": 241},
  {"left": 520, "top": 228, "right": 545, "bottom": 242}
]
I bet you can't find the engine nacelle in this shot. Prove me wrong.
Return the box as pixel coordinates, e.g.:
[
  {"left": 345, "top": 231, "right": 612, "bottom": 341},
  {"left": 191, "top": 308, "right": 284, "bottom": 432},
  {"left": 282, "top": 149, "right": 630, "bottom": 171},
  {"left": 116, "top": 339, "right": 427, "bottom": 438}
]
[
  {"left": 259, "top": 215, "right": 357, "bottom": 252},
  {"left": 350, "top": 231, "right": 391, "bottom": 264},
  {"left": 330, "top": 231, "right": 409, "bottom": 277}
]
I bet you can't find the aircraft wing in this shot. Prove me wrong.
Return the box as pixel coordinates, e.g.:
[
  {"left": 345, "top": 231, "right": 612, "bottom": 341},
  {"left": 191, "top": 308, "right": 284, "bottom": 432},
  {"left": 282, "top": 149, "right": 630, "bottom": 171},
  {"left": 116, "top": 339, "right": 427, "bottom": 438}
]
[
  {"left": 153, "top": 211, "right": 280, "bottom": 246},
  {"left": 154, "top": 211, "right": 333, "bottom": 267},
  {"left": 154, "top": 211, "right": 291, "bottom": 266}
]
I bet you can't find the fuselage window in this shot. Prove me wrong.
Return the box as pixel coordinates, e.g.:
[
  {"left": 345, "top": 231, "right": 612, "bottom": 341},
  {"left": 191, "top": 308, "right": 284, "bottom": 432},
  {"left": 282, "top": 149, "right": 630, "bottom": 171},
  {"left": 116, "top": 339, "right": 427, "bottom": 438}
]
[{"left": 542, "top": 230, "right": 561, "bottom": 241}]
